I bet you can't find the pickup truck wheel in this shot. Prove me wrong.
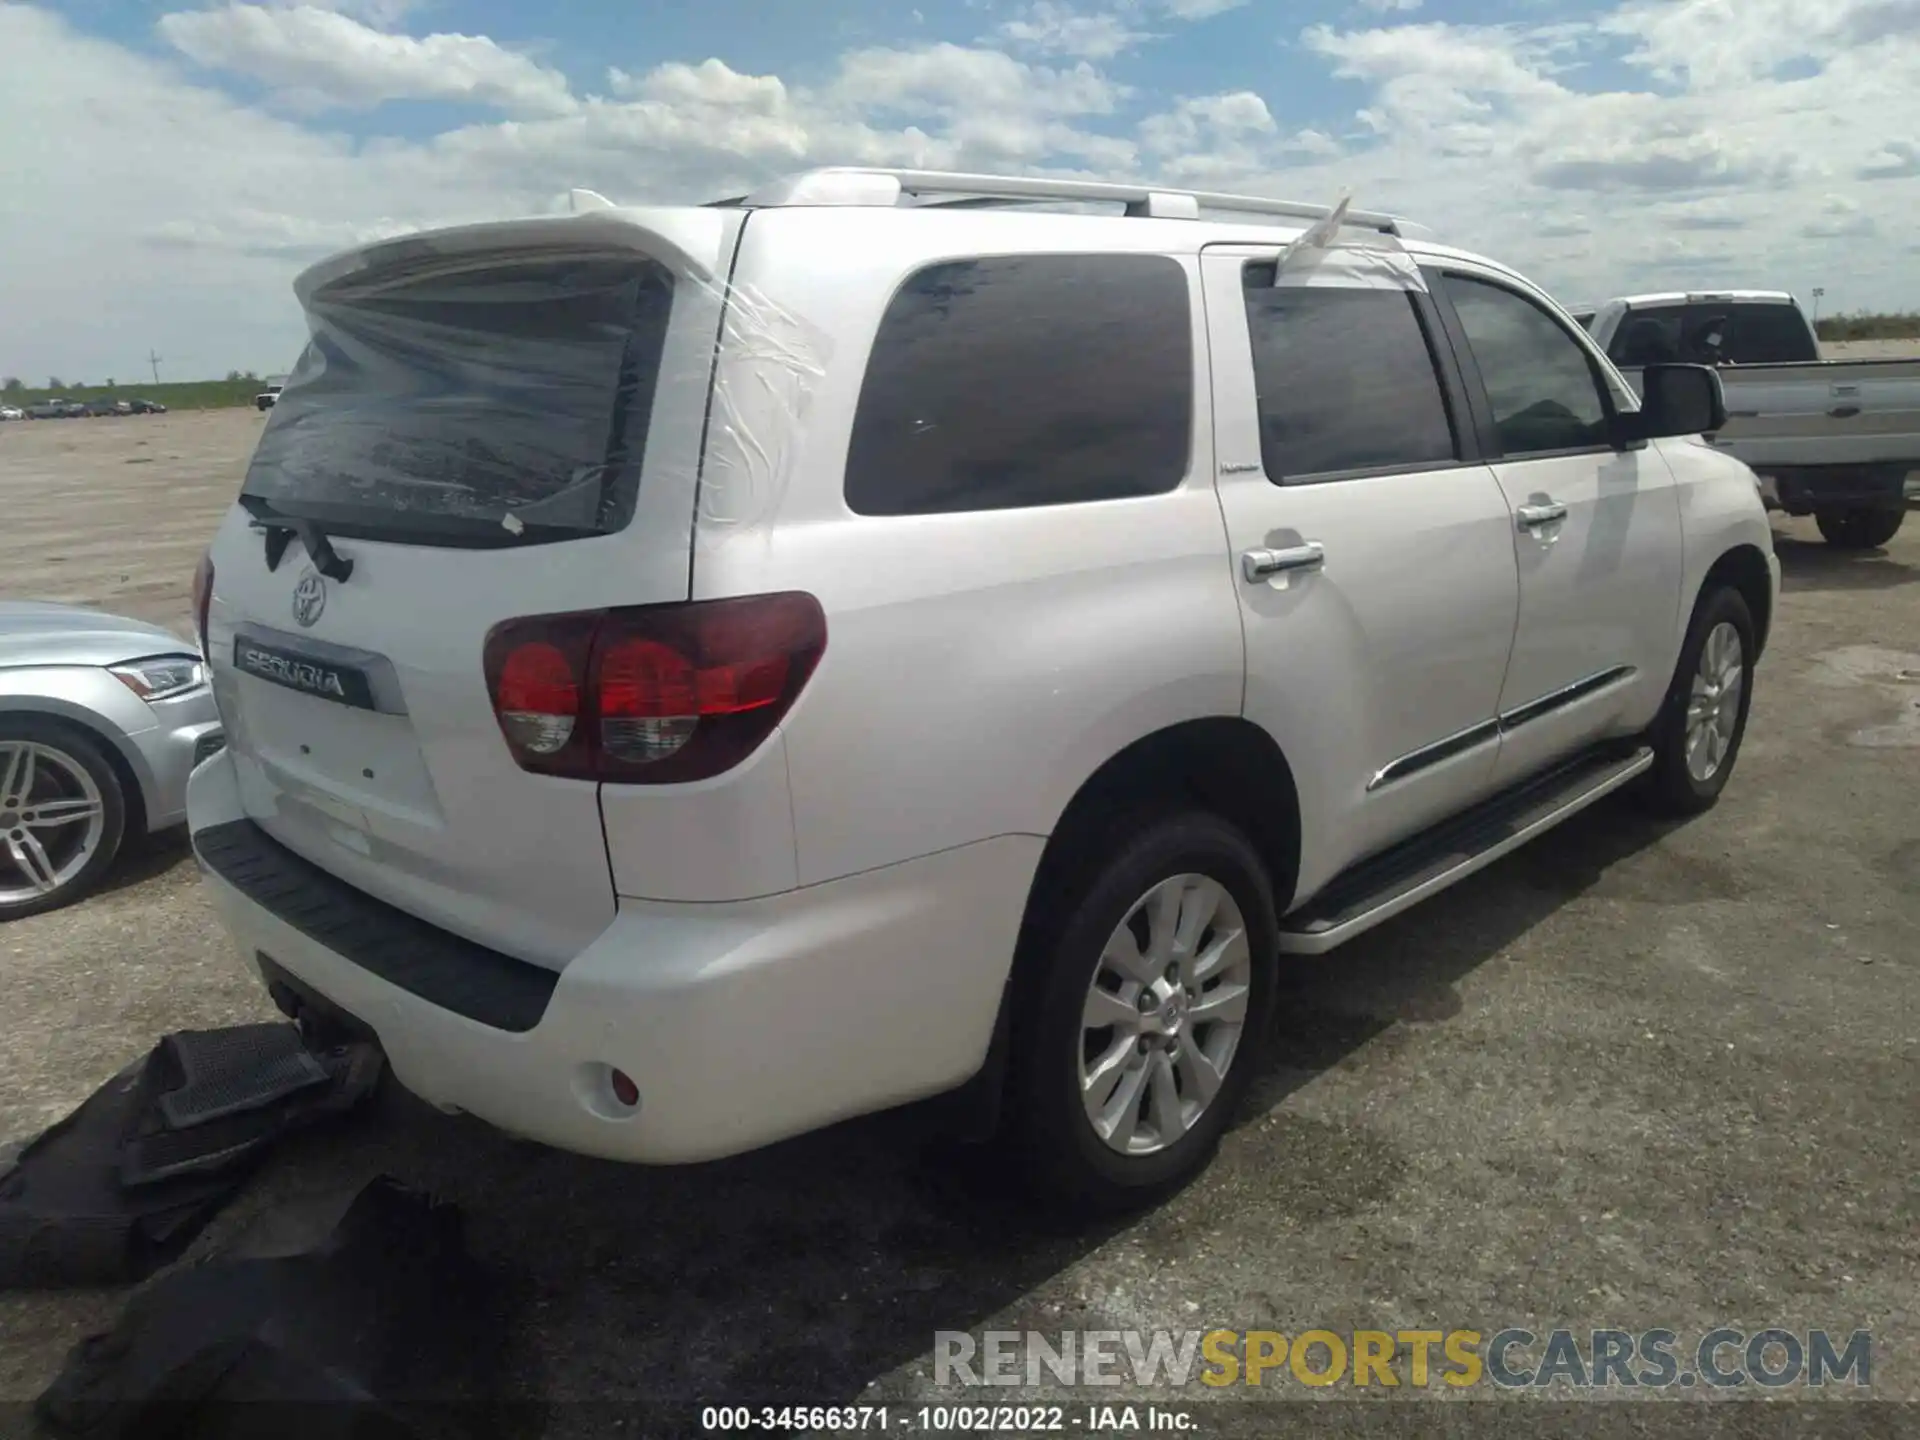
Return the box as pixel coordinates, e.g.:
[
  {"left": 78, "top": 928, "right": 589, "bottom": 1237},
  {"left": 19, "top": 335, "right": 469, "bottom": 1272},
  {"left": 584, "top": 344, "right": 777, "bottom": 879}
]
[
  {"left": 1638, "top": 587, "right": 1755, "bottom": 818},
  {"left": 1814, "top": 507, "right": 1905, "bottom": 549},
  {"left": 1007, "top": 811, "right": 1278, "bottom": 1216}
]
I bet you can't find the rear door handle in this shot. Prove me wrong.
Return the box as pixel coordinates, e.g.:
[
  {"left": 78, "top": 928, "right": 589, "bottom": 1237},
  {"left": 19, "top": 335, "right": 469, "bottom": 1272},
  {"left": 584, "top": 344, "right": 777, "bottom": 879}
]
[
  {"left": 1242, "top": 542, "right": 1325, "bottom": 581},
  {"left": 1516, "top": 502, "right": 1569, "bottom": 530}
]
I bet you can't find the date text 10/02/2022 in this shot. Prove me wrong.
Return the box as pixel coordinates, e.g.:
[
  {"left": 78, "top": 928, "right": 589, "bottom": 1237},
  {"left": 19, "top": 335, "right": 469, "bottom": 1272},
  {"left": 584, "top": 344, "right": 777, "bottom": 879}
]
[{"left": 700, "top": 1405, "right": 1195, "bottom": 1431}]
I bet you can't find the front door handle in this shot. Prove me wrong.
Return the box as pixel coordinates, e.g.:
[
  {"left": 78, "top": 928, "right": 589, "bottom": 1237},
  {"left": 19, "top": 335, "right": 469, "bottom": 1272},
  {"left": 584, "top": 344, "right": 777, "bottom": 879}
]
[
  {"left": 1242, "top": 542, "right": 1326, "bottom": 582},
  {"left": 1516, "top": 501, "right": 1569, "bottom": 530}
]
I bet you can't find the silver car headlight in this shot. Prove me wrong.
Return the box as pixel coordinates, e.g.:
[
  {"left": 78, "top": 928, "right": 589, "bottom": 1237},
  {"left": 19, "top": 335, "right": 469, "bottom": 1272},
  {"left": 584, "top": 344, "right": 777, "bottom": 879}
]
[{"left": 110, "top": 655, "right": 209, "bottom": 701}]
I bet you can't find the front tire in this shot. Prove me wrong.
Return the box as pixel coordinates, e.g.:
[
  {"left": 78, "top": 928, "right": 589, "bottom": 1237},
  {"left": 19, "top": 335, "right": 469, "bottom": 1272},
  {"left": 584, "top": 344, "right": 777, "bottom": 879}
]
[
  {"left": 1007, "top": 811, "right": 1279, "bottom": 1216},
  {"left": 1815, "top": 507, "right": 1905, "bottom": 549},
  {"left": 1638, "top": 586, "right": 1756, "bottom": 817},
  {"left": 0, "top": 719, "right": 128, "bottom": 920}
]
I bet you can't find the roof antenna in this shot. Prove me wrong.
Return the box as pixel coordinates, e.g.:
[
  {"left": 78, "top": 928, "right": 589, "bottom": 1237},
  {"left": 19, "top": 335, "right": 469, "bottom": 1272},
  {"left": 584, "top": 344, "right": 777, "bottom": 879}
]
[{"left": 569, "top": 188, "right": 615, "bottom": 214}]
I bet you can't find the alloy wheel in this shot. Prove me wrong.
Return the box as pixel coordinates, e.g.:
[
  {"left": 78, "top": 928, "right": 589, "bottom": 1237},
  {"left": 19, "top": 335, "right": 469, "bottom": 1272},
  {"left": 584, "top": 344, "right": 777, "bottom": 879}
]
[
  {"left": 1078, "top": 872, "right": 1253, "bottom": 1157},
  {"left": 0, "top": 741, "right": 109, "bottom": 906},
  {"left": 1684, "top": 620, "right": 1745, "bottom": 783}
]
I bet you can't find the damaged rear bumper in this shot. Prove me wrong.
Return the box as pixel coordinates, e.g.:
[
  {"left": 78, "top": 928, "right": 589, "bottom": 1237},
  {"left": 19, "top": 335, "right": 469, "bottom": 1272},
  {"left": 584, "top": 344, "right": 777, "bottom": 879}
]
[{"left": 186, "top": 750, "right": 1035, "bottom": 1165}]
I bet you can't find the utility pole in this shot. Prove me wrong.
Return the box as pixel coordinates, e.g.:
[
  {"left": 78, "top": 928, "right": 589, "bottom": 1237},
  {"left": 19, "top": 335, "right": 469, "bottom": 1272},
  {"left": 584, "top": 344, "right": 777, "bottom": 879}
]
[
  {"left": 148, "top": 350, "right": 162, "bottom": 385},
  {"left": 1811, "top": 288, "right": 1826, "bottom": 325}
]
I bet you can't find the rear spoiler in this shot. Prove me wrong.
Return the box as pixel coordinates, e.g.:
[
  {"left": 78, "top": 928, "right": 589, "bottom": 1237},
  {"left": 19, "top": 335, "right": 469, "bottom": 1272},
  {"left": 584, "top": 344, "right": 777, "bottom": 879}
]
[{"left": 292, "top": 209, "right": 734, "bottom": 305}]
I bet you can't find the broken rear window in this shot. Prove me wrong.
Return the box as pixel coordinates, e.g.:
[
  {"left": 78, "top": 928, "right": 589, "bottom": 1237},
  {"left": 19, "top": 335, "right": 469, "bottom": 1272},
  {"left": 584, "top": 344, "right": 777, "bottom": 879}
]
[{"left": 243, "top": 255, "right": 675, "bottom": 546}]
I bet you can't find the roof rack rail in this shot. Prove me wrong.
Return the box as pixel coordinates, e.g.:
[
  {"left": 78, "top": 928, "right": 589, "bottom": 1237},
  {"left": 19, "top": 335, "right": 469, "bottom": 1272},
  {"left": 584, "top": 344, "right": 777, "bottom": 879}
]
[{"left": 736, "top": 168, "right": 1407, "bottom": 236}]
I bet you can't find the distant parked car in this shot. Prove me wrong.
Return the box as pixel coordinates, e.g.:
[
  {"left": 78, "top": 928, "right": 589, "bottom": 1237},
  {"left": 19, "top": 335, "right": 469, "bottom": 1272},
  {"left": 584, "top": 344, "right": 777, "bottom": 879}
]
[
  {"left": 255, "top": 384, "right": 283, "bottom": 412},
  {"left": 0, "top": 601, "right": 224, "bottom": 918},
  {"left": 0, "top": 406, "right": 23, "bottom": 422},
  {"left": 128, "top": 398, "right": 168, "bottom": 415},
  {"left": 83, "top": 398, "right": 132, "bottom": 418},
  {"left": 26, "top": 398, "right": 74, "bottom": 419}
]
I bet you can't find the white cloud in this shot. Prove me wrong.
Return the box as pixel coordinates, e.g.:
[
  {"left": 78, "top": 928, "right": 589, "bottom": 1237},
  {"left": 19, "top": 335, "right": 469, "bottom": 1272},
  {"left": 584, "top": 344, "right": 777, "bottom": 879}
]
[
  {"left": 1158, "top": 0, "right": 1246, "bottom": 17},
  {"left": 1802, "top": 196, "right": 1877, "bottom": 239},
  {"left": 831, "top": 41, "right": 1123, "bottom": 118},
  {"left": 995, "top": 3, "right": 1154, "bottom": 59},
  {"left": 1138, "top": 92, "right": 1337, "bottom": 188},
  {"left": 1657, "top": 198, "right": 1752, "bottom": 232},
  {"left": 1603, "top": 0, "right": 1920, "bottom": 89},
  {"left": 609, "top": 57, "right": 792, "bottom": 115},
  {"left": 308, "top": 0, "right": 426, "bottom": 24},
  {"left": 1860, "top": 140, "right": 1920, "bottom": 180},
  {"left": 158, "top": 4, "right": 576, "bottom": 115},
  {"left": 1358, "top": 0, "right": 1423, "bottom": 12}
]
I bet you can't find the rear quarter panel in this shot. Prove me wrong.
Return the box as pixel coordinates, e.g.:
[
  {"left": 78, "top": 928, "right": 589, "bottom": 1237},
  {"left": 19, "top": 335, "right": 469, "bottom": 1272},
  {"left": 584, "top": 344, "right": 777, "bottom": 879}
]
[{"left": 687, "top": 209, "right": 1247, "bottom": 888}]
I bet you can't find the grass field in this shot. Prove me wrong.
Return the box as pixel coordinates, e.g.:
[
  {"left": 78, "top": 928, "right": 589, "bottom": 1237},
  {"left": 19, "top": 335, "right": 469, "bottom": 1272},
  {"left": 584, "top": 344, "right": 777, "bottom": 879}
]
[
  {"left": 1, "top": 377, "right": 267, "bottom": 411},
  {"left": 1815, "top": 310, "right": 1920, "bottom": 342}
]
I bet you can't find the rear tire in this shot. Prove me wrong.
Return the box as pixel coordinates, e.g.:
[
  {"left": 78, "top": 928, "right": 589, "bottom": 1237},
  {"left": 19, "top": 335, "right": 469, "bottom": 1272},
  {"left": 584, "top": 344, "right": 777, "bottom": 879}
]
[
  {"left": 1815, "top": 507, "right": 1904, "bottom": 549},
  {"left": 1006, "top": 810, "right": 1278, "bottom": 1216},
  {"left": 1638, "top": 587, "right": 1755, "bottom": 818},
  {"left": 0, "top": 719, "right": 128, "bottom": 920}
]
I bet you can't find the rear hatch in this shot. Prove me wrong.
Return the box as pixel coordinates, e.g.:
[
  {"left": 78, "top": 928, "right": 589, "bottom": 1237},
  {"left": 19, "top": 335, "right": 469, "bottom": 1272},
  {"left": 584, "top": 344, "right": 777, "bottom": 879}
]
[{"left": 203, "top": 209, "right": 743, "bottom": 967}]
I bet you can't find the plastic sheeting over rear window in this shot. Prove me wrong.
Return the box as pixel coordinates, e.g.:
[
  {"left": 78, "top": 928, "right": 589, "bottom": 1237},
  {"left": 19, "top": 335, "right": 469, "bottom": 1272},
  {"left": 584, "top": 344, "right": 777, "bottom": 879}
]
[{"left": 243, "top": 255, "right": 675, "bottom": 546}]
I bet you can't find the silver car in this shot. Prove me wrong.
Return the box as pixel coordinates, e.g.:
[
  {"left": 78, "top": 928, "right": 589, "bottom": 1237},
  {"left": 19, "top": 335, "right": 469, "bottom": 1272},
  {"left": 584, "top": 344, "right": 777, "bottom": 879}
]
[{"left": 0, "top": 602, "right": 223, "bottom": 918}]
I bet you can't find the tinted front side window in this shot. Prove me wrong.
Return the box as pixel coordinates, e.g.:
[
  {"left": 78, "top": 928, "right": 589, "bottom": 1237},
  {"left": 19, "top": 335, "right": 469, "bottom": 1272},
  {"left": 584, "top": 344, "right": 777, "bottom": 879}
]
[
  {"left": 844, "top": 255, "right": 1192, "bottom": 515},
  {"left": 1241, "top": 267, "right": 1457, "bottom": 480},
  {"left": 1443, "top": 275, "right": 1610, "bottom": 456}
]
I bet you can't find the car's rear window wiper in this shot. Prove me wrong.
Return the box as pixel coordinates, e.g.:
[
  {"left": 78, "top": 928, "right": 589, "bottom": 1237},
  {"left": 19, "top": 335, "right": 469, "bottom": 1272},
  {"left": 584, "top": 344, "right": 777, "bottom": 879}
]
[{"left": 238, "top": 495, "right": 356, "bottom": 582}]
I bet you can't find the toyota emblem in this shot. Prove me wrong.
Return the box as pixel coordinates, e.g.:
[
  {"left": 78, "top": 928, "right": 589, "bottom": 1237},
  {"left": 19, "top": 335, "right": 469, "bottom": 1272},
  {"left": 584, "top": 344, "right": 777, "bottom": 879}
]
[{"left": 291, "top": 568, "right": 326, "bottom": 628}]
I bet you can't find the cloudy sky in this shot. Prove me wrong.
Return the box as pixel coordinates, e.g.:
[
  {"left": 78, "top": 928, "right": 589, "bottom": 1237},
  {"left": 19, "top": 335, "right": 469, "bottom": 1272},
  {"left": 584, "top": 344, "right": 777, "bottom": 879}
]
[{"left": 5, "top": 0, "right": 1918, "bottom": 383}]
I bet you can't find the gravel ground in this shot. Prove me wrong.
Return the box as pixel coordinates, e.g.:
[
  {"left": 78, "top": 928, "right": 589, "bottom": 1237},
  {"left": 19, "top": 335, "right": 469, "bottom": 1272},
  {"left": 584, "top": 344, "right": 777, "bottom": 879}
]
[{"left": 0, "top": 410, "right": 1915, "bottom": 1437}]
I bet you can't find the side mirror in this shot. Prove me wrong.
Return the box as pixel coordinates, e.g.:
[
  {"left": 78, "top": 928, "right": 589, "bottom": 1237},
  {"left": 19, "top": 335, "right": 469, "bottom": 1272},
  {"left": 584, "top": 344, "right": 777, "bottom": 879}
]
[{"left": 1631, "top": 363, "right": 1728, "bottom": 440}]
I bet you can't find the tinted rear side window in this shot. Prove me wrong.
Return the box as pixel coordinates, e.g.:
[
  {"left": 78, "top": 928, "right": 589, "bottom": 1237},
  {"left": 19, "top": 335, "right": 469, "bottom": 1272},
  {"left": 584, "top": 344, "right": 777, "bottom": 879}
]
[
  {"left": 246, "top": 256, "right": 675, "bottom": 545},
  {"left": 1241, "top": 264, "right": 1457, "bottom": 480},
  {"left": 1727, "top": 304, "right": 1819, "bottom": 363},
  {"left": 844, "top": 255, "right": 1192, "bottom": 515}
]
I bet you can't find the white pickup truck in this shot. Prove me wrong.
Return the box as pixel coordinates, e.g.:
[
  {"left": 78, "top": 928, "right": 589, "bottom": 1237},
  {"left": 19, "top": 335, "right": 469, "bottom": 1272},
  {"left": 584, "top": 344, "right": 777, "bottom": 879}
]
[{"left": 1588, "top": 290, "right": 1919, "bottom": 548}]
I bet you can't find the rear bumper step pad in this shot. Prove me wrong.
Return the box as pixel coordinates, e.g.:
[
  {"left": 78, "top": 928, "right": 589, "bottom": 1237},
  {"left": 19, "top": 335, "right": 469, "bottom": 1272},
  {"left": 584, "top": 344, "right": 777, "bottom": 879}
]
[{"left": 192, "top": 819, "right": 559, "bottom": 1034}]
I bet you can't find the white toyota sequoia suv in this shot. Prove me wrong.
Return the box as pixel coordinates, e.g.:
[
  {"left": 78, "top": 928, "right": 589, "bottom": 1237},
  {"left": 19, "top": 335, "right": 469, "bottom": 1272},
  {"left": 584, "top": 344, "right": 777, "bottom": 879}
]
[{"left": 187, "top": 168, "right": 1778, "bottom": 1212}]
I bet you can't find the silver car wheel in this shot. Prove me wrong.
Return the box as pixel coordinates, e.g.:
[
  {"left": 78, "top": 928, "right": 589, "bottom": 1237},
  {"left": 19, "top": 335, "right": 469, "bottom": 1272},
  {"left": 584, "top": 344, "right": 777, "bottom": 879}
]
[
  {"left": 1684, "top": 621, "right": 1745, "bottom": 784},
  {"left": 1078, "top": 872, "right": 1253, "bottom": 1157},
  {"left": 0, "top": 741, "right": 109, "bottom": 905}
]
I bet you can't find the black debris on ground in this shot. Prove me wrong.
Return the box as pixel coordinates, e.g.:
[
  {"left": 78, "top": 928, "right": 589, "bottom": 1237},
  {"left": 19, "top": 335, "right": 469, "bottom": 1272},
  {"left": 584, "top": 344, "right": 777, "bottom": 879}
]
[
  {"left": 33, "top": 1175, "right": 507, "bottom": 1440},
  {"left": 0, "top": 1024, "right": 383, "bottom": 1290}
]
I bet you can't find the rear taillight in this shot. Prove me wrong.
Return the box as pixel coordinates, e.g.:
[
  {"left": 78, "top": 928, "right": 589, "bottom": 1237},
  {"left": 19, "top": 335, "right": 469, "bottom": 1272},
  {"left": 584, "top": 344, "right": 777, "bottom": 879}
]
[
  {"left": 191, "top": 550, "right": 214, "bottom": 658},
  {"left": 482, "top": 593, "right": 827, "bottom": 784}
]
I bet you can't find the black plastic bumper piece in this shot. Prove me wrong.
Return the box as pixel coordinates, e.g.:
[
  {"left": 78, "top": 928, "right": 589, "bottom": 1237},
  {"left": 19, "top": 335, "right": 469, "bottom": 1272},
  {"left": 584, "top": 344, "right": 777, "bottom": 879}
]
[{"left": 191, "top": 819, "right": 559, "bottom": 1034}]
